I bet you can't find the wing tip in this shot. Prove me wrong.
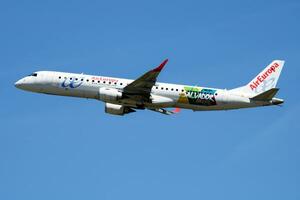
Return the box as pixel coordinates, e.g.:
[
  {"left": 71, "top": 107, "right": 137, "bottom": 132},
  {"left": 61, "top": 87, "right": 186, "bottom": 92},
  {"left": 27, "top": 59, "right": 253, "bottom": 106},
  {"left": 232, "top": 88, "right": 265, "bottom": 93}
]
[{"left": 152, "top": 59, "right": 168, "bottom": 72}]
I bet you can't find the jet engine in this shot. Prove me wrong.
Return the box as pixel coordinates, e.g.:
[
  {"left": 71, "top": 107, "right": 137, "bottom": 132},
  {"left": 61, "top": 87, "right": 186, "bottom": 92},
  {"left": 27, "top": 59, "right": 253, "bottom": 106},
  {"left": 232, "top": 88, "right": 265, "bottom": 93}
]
[
  {"left": 105, "top": 103, "right": 135, "bottom": 116},
  {"left": 99, "top": 87, "right": 122, "bottom": 102}
]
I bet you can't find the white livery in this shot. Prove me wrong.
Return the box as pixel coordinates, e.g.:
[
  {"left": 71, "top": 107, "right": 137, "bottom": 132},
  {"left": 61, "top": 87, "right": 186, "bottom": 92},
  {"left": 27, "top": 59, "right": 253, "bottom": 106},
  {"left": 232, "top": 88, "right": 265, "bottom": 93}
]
[{"left": 15, "top": 59, "right": 284, "bottom": 115}]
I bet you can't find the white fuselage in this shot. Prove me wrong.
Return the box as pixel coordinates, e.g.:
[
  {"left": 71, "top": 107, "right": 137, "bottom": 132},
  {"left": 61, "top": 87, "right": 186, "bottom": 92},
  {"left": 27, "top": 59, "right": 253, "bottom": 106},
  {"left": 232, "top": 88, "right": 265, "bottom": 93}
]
[{"left": 15, "top": 71, "right": 273, "bottom": 111}]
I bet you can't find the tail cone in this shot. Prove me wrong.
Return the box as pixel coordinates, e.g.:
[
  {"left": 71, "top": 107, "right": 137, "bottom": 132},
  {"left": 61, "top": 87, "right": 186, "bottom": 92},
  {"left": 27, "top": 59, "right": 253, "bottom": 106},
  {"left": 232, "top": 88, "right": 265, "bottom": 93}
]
[{"left": 272, "top": 98, "right": 284, "bottom": 105}]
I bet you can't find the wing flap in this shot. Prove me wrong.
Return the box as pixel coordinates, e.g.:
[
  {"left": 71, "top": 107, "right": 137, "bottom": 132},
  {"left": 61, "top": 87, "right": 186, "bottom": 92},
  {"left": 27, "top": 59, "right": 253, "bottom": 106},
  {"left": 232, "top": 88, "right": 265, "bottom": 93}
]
[{"left": 148, "top": 107, "right": 180, "bottom": 115}]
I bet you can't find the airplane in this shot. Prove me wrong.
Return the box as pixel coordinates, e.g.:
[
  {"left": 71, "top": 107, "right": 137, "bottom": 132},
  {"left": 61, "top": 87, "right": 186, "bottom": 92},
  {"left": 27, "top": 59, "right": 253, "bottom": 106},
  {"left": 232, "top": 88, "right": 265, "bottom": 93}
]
[{"left": 15, "top": 59, "right": 284, "bottom": 116}]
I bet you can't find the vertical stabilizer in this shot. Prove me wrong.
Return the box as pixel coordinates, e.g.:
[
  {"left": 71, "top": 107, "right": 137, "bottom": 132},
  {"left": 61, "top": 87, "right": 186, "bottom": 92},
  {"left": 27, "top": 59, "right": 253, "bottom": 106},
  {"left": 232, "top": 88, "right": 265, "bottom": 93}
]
[{"left": 230, "top": 60, "right": 284, "bottom": 97}]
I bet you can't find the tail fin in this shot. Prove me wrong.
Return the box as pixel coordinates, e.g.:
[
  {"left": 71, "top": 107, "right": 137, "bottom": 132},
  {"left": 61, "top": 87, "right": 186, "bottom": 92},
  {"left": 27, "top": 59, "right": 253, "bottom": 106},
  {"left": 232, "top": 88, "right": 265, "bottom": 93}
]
[{"left": 230, "top": 60, "right": 285, "bottom": 97}]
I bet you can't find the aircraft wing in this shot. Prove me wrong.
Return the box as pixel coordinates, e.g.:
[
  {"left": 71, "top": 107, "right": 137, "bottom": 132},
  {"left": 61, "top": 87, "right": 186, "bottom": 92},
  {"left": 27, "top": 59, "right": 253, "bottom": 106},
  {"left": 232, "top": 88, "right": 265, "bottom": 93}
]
[{"left": 123, "top": 59, "right": 168, "bottom": 101}]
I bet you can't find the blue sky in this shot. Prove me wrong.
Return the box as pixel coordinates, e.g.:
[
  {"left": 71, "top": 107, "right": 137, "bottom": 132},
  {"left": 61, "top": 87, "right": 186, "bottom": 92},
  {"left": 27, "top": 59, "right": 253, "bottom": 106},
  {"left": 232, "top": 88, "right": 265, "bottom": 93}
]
[{"left": 1, "top": 0, "right": 300, "bottom": 199}]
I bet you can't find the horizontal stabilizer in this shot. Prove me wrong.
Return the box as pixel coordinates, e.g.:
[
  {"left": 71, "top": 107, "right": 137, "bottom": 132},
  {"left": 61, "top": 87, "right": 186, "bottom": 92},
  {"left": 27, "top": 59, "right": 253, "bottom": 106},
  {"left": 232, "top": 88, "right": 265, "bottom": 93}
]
[{"left": 251, "top": 88, "right": 279, "bottom": 101}]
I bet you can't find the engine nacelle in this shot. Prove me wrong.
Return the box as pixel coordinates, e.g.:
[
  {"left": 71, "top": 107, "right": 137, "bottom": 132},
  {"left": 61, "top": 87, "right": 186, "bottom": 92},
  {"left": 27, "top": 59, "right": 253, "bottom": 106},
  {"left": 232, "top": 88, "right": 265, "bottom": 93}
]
[
  {"left": 105, "top": 103, "right": 135, "bottom": 116},
  {"left": 99, "top": 87, "right": 122, "bottom": 102}
]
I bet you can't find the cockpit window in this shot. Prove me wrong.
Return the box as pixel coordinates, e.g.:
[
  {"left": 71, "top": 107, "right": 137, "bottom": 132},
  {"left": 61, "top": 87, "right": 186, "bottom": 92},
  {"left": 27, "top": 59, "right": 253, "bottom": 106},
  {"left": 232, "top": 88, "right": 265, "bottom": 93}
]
[{"left": 29, "top": 73, "right": 38, "bottom": 77}]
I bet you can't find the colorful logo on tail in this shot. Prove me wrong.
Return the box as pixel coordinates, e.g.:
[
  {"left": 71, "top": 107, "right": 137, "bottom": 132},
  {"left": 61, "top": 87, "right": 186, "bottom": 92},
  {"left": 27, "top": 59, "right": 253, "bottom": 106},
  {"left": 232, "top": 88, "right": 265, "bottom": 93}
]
[{"left": 250, "top": 62, "right": 279, "bottom": 91}]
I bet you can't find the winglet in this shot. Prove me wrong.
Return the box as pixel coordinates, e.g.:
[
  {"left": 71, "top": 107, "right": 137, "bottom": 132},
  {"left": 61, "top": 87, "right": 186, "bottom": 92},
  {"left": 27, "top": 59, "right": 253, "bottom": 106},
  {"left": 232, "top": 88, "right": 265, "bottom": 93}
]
[{"left": 152, "top": 59, "right": 168, "bottom": 72}]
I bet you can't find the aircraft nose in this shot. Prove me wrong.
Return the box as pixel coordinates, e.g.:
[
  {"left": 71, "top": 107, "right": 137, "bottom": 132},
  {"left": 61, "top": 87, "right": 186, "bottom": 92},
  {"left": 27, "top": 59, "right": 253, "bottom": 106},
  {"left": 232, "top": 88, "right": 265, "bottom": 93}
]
[{"left": 15, "top": 78, "right": 24, "bottom": 89}]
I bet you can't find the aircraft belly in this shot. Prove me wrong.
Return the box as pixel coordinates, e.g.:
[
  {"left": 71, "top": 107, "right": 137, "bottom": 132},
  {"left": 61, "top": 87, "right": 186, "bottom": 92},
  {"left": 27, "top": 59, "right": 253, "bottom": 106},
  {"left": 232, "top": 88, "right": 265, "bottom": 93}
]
[{"left": 39, "top": 84, "right": 98, "bottom": 99}]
